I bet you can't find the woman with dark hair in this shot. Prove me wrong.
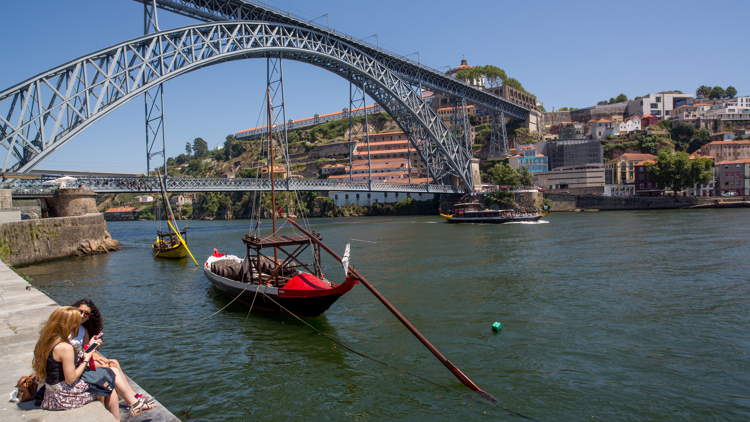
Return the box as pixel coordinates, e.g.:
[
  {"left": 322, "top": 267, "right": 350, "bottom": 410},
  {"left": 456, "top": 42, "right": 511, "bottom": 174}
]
[
  {"left": 71, "top": 298, "right": 157, "bottom": 416},
  {"left": 70, "top": 298, "right": 118, "bottom": 369}
]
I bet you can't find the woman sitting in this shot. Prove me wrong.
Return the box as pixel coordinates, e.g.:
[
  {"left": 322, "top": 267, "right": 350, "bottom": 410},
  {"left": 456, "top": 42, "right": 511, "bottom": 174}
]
[
  {"left": 70, "top": 298, "right": 157, "bottom": 415},
  {"left": 32, "top": 306, "right": 117, "bottom": 417}
]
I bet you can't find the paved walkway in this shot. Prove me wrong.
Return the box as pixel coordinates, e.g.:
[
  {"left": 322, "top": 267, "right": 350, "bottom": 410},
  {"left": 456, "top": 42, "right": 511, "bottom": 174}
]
[{"left": 0, "top": 260, "right": 179, "bottom": 421}]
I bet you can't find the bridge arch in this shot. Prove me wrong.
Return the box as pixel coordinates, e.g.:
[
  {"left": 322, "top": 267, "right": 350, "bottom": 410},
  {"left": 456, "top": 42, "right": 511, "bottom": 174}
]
[{"left": 0, "top": 21, "right": 473, "bottom": 189}]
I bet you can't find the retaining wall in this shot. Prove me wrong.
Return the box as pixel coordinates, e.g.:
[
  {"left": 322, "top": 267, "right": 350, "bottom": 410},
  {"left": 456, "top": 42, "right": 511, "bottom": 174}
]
[
  {"left": 0, "top": 213, "right": 119, "bottom": 267},
  {"left": 545, "top": 193, "right": 750, "bottom": 211}
]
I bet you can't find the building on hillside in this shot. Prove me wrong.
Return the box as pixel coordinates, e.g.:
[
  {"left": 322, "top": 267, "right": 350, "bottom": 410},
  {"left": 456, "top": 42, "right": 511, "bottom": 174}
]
[
  {"left": 104, "top": 206, "right": 137, "bottom": 221},
  {"left": 327, "top": 131, "right": 434, "bottom": 205},
  {"left": 710, "top": 132, "right": 736, "bottom": 141},
  {"left": 320, "top": 164, "right": 347, "bottom": 176},
  {"left": 329, "top": 191, "right": 434, "bottom": 207},
  {"left": 605, "top": 153, "right": 657, "bottom": 185},
  {"left": 641, "top": 114, "right": 659, "bottom": 128},
  {"left": 591, "top": 119, "right": 617, "bottom": 140},
  {"left": 509, "top": 146, "right": 548, "bottom": 174},
  {"left": 533, "top": 165, "right": 605, "bottom": 194},
  {"left": 558, "top": 123, "right": 586, "bottom": 140},
  {"left": 570, "top": 102, "right": 627, "bottom": 123},
  {"left": 626, "top": 92, "right": 694, "bottom": 119},
  {"left": 704, "top": 101, "right": 750, "bottom": 120},
  {"left": 670, "top": 103, "right": 712, "bottom": 123},
  {"left": 546, "top": 138, "right": 603, "bottom": 170},
  {"left": 134, "top": 195, "right": 154, "bottom": 203},
  {"left": 170, "top": 195, "right": 192, "bottom": 206},
  {"left": 618, "top": 116, "right": 642, "bottom": 134},
  {"left": 634, "top": 161, "right": 662, "bottom": 196},
  {"left": 694, "top": 140, "right": 750, "bottom": 162},
  {"left": 716, "top": 159, "right": 750, "bottom": 196}
]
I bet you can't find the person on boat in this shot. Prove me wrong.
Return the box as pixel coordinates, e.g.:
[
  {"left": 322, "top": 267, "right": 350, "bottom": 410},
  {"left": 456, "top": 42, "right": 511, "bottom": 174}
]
[
  {"left": 70, "top": 298, "right": 158, "bottom": 416},
  {"left": 32, "top": 306, "right": 118, "bottom": 418}
]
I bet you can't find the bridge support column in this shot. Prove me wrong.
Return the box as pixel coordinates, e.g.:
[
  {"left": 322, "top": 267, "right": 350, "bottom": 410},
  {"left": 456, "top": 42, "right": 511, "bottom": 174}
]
[{"left": 44, "top": 188, "right": 98, "bottom": 217}]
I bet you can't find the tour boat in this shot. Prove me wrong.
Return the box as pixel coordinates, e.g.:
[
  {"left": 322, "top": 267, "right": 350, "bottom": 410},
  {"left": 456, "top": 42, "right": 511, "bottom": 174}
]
[{"left": 440, "top": 202, "right": 544, "bottom": 224}]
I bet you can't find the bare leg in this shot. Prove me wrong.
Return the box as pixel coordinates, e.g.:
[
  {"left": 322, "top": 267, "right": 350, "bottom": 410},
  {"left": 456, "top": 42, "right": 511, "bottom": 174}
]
[
  {"left": 108, "top": 366, "right": 138, "bottom": 405},
  {"left": 99, "top": 390, "right": 120, "bottom": 420}
]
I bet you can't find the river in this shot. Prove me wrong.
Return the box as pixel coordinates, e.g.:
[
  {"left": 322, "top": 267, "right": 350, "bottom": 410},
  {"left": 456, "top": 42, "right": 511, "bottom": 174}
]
[{"left": 18, "top": 209, "right": 750, "bottom": 421}]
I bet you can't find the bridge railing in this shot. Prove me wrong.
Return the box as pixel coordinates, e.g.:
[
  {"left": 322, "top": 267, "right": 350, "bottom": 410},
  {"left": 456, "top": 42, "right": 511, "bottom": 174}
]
[{"left": 4, "top": 176, "right": 464, "bottom": 195}]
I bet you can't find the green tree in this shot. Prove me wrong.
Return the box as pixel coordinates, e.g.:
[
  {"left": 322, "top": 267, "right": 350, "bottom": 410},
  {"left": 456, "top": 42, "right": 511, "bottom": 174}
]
[
  {"left": 192, "top": 137, "right": 208, "bottom": 158},
  {"left": 647, "top": 149, "right": 713, "bottom": 195},
  {"left": 670, "top": 123, "right": 695, "bottom": 151},
  {"left": 696, "top": 85, "right": 711, "bottom": 98},
  {"left": 709, "top": 86, "right": 726, "bottom": 99},
  {"left": 504, "top": 77, "right": 525, "bottom": 91},
  {"left": 613, "top": 93, "right": 628, "bottom": 103},
  {"left": 185, "top": 142, "right": 192, "bottom": 156},
  {"left": 223, "top": 135, "right": 244, "bottom": 160},
  {"left": 488, "top": 161, "right": 529, "bottom": 186},
  {"left": 687, "top": 128, "right": 710, "bottom": 153},
  {"left": 725, "top": 86, "right": 737, "bottom": 98},
  {"left": 519, "top": 167, "right": 533, "bottom": 186}
]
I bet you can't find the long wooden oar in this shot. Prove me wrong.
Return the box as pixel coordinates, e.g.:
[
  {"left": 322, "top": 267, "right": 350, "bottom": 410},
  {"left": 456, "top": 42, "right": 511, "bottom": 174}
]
[{"left": 287, "top": 218, "right": 496, "bottom": 402}]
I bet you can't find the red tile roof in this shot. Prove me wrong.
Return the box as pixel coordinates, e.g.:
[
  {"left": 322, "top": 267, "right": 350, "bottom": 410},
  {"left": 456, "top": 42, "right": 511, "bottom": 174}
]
[{"left": 105, "top": 206, "right": 136, "bottom": 213}]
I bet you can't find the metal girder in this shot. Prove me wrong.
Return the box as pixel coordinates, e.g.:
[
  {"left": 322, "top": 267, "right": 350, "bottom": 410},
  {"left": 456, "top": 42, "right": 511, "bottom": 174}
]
[
  {"left": 0, "top": 21, "right": 473, "bottom": 190},
  {"left": 130, "top": 0, "right": 530, "bottom": 120},
  {"left": 5, "top": 176, "right": 463, "bottom": 195},
  {"left": 143, "top": 0, "right": 168, "bottom": 174}
]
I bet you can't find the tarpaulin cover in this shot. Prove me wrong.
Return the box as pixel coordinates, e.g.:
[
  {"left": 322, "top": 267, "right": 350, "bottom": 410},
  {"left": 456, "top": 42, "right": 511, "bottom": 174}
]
[{"left": 282, "top": 273, "right": 331, "bottom": 290}]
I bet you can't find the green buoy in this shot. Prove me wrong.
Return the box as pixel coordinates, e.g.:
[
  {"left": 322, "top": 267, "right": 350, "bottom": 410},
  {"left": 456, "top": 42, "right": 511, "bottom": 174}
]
[{"left": 491, "top": 321, "right": 502, "bottom": 333}]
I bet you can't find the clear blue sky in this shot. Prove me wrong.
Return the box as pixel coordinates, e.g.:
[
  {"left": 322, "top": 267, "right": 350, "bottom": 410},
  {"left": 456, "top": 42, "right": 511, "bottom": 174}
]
[{"left": 2, "top": 0, "right": 748, "bottom": 172}]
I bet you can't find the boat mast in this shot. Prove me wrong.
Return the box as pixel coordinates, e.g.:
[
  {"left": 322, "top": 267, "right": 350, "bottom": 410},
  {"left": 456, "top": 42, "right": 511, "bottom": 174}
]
[
  {"left": 266, "top": 87, "right": 279, "bottom": 274},
  {"left": 266, "top": 87, "right": 277, "bottom": 235}
]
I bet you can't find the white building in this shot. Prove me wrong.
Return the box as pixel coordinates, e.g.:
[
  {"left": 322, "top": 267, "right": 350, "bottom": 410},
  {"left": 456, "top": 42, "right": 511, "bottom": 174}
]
[
  {"left": 134, "top": 195, "right": 154, "bottom": 203},
  {"left": 626, "top": 92, "right": 694, "bottom": 119},
  {"left": 329, "top": 191, "right": 434, "bottom": 207},
  {"left": 618, "top": 116, "right": 641, "bottom": 133}
]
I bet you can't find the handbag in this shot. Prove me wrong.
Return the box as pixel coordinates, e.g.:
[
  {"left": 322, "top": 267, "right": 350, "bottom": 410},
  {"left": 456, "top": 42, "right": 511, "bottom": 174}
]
[
  {"left": 81, "top": 367, "right": 116, "bottom": 397},
  {"left": 14, "top": 374, "right": 39, "bottom": 402}
]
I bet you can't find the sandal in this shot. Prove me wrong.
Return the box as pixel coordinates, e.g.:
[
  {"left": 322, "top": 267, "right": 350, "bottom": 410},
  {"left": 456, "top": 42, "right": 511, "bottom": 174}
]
[
  {"left": 129, "top": 397, "right": 156, "bottom": 417},
  {"left": 135, "top": 393, "right": 157, "bottom": 406}
]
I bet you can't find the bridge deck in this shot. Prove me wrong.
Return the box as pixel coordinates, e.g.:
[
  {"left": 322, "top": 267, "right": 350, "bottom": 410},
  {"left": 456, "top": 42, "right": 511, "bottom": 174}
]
[{"left": 5, "top": 177, "right": 464, "bottom": 196}]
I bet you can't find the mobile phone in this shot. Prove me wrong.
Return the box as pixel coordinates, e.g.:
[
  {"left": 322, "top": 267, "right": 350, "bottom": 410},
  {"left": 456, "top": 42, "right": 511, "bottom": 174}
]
[{"left": 86, "top": 343, "right": 100, "bottom": 353}]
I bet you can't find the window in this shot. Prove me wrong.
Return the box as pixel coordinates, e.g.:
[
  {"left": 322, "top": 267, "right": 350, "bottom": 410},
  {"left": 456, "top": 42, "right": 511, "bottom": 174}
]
[
  {"left": 651, "top": 103, "right": 659, "bottom": 108},
  {"left": 345, "top": 194, "right": 349, "bottom": 200},
  {"left": 656, "top": 97, "right": 662, "bottom": 103}
]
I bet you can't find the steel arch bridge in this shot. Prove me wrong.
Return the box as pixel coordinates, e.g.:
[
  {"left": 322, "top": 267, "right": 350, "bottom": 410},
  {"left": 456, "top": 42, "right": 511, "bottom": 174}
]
[{"left": 0, "top": 21, "right": 477, "bottom": 189}]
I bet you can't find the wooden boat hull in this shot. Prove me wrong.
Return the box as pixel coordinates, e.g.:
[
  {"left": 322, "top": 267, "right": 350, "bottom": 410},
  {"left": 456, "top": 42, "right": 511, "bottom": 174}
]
[
  {"left": 445, "top": 214, "right": 544, "bottom": 224},
  {"left": 153, "top": 241, "right": 188, "bottom": 259},
  {"left": 202, "top": 263, "right": 357, "bottom": 317}
]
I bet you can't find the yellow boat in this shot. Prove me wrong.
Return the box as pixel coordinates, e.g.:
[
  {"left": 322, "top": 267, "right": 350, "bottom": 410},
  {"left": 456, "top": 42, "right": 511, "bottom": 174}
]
[{"left": 152, "top": 230, "right": 189, "bottom": 259}]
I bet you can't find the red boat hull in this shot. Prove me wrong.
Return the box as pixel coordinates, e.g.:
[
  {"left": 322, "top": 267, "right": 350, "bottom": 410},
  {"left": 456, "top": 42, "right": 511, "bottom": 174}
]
[{"left": 203, "top": 264, "right": 357, "bottom": 317}]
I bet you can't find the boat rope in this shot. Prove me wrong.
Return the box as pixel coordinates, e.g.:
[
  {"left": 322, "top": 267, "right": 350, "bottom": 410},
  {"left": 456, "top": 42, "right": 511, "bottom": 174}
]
[{"left": 251, "top": 288, "right": 538, "bottom": 420}]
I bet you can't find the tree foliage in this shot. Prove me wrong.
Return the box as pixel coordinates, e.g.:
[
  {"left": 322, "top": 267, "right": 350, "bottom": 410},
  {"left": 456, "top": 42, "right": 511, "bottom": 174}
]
[
  {"left": 454, "top": 65, "right": 527, "bottom": 93},
  {"left": 599, "top": 93, "right": 628, "bottom": 105},
  {"left": 726, "top": 86, "right": 737, "bottom": 98},
  {"left": 487, "top": 161, "right": 532, "bottom": 187},
  {"left": 192, "top": 137, "right": 209, "bottom": 158},
  {"left": 646, "top": 149, "right": 713, "bottom": 194}
]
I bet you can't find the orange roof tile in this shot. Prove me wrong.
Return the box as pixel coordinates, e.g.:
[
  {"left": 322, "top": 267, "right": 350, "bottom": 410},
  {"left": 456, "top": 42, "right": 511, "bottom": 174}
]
[
  {"left": 619, "top": 153, "right": 657, "bottom": 161},
  {"left": 105, "top": 206, "right": 136, "bottom": 213},
  {"left": 716, "top": 159, "right": 750, "bottom": 165},
  {"left": 707, "top": 140, "right": 750, "bottom": 145}
]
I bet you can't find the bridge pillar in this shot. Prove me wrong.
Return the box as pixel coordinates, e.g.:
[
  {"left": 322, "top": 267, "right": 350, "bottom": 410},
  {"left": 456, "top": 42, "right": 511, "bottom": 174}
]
[
  {"left": 470, "top": 158, "right": 482, "bottom": 191},
  {"left": 45, "top": 188, "right": 98, "bottom": 217}
]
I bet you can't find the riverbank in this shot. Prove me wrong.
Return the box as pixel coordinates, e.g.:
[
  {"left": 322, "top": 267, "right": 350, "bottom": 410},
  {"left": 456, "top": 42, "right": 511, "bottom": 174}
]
[
  {"left": 0, "top": 259, "right": 178, "bottom": 421},
  {"left": 546, "top": 193, "right": 750, "bottom": 212}
]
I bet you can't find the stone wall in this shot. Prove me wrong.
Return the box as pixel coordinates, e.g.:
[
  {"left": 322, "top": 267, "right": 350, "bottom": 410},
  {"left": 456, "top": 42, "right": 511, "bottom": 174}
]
[
  {"left": 546, "top": 193, "right": 750, "bottom": 211},
  {"left": 0, "top": 213, "right": 120, "bottom": 267}
]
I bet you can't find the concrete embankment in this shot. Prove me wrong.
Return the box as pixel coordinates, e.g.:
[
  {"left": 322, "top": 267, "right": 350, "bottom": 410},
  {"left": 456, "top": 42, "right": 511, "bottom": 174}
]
[
  {"left": 0, "top": 213, "right": 120, "bottom": 267},
  {"left": 546, "top": 193, "right": 750, "bottom": 212},
  {"left": 0, "top": 260, "right": 179, "bottom": 421}
]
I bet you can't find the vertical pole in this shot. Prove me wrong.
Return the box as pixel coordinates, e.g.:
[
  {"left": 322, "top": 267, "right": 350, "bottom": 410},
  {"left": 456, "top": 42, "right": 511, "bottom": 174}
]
[
  {"left": 500, "top": 111, "right": 508, "bottom": 154},
  {"left": 348, "top": 79, "right": 354, "bottom": 181},
  {"left": 143, "top": 0, "right": 167, "bottom": 176},
  {"left": 362, "top": 83, "right": 372, "bottom": 191}
]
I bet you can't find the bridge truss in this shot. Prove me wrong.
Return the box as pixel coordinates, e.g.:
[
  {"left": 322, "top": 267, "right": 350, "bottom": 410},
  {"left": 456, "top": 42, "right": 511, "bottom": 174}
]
[{"left": 0, "top": 21, "right": 476, "bottom": 189}]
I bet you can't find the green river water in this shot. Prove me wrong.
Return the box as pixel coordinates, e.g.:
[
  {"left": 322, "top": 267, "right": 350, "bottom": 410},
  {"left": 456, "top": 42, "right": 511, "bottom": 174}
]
[{"left": 19, "top": 210, "right": 750, "bottom": 421}]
